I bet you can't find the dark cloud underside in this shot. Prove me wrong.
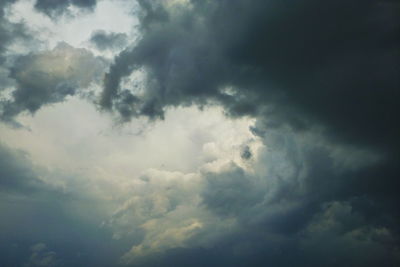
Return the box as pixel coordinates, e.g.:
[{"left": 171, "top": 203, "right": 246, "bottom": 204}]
[
  {"left": 102, "top": 0, "right": 399, "bottom": 152},
  {"left": 100, "top": 1, "right": 400, "bottom": 266}
]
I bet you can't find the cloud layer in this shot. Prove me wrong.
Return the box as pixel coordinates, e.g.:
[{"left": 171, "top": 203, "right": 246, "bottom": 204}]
[
  {"left": 0, "top": 1, "right": 399, "bottom": 266},
  {"left": 98, "top": 0, "right": 400, "bottom": 266}
]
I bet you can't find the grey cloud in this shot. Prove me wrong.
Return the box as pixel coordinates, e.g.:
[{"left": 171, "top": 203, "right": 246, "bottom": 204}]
[
  {"left": 1, "top": 0, "right": 399, "bottom": 266},
  {"left": 133, "top": 129, "right": 399, "bottom": 267},
  {"left": 101, "top": 0, "right": 399, "bottom": 152},
  {"left": 90, "top": 30, "right": 128, "bottom": 51},
  {"left": 133, "top": 200, "right": 399, "bottom": 267},
  {"left": 240, "top": 145, "right": 251, "bottom": 160},
  {"left": 0, "top": 143, "right": 47, "bottom": 194},
  {"left": 25, "top": 243, "right": 59, "bottom": 267},
  {"left": 34, "top": 0, "right": 97, "bottom": 17},
  {"left": 107, "top": 169, "right": 206, "bottom": 262},
  {"left": 0, "top": 0, "right": 29, "bottom": 62},
  {"left": 202, "top": 165, "right": 262, "bottom": 217},
  {"left": 0, "top": 42, "right": 106, "bottom": 125},
  {"left": 203, "top": 128, "right": 399, "bottom": 265},
  {"left": 0, "top": 144, "right": 128, "bottom": 267},
  {"left": 99, "top": 1, "right": 400, "bottom": 265}
]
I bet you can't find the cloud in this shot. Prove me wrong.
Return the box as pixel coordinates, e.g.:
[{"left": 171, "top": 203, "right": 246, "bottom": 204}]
[
  {"left": 108, "top": 169, "right": 208, "bottom": 263},
  {"left": 0, "top": 42, "right": 106, "bottom": 125},
  {"left": 94, "top": 1, "right": 400, "bottom": 265},
  {"left": 90, "top": 30, "right": 128, "bottom": 51},
  {"left": 0, "top": 142, "right": 50, "bottom": 195},
  {"left": 25, "top": 243, "right": 59, "bottom": 267},
  {"left": 108, "top": 118, "right": 399, "bottom": 266},
  {"left": 240, "top": 145, "right": 251, "bottom": 160},
  {"left": 122, "top": 128, "right": 399, "bottom": 267},
  {"left": 0, "top": 1, "right": 399, "bottom": 266},
  {"left": 101, "top": 0, "right": 399, "bottom": 151},
  {"left": 34, "top": 0, "right": 97, "bottom": 17},
  {"left": 0, "top": 143, "right": 127, "bottom": 267},
  {"left": 0, "top": 0, "right": 29, "bottom": 61}
]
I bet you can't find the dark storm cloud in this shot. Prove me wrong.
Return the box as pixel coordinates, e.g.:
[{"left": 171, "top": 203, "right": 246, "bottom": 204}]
[
  {"left": 100, "top": 1, "right": 400, "bottom": 266},
  {"left": 0, "top": 43, "right": 106, "bottom": 125},
  {"left": 0, "top": 0, "right": 398, "bottom": 265},
  {"left": 202, "top": 165, "right": 261, "bottom": 217},
  {"left": 129, "top": 201, "right": 399, "bottom": 267},
  {"left": 102, "top": 0, "right": 399, "bottom": 153},
  {"left": 34, "top": 0, "right": 97, "bottom": 17},
  {"left": 128, "top": 129, "right": 400, "bottom": 267},
  {"left": 196, "top": 128, "right": 399, "bottom": 267},
  {"left": 90, "top": 30, "right": 128, "bottom": 51}
]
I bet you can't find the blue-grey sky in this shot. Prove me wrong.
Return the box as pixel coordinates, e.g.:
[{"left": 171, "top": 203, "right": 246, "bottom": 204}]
[{"left": 0, "top": 1, "right": 399, "bottom": 266}]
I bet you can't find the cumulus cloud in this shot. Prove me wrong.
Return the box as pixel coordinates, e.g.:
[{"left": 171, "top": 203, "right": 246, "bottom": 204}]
[
  {"left": 93, "top": 0, "right": 400, "bottom": 265},
  {"left": 123, "top": 128, "right": 399, "bottom": 267},
  {"left": 0, "top": 42, "right": 106, "bottom": 125},
  {"left": 0, "top": 0, "right": 399, "bottom": 266},
  {"left": 107, "top": 167, "right": 228, "bottom": 264}
]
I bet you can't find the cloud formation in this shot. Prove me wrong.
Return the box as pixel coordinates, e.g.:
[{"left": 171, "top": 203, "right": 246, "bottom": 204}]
[
  {"left": 97, "top": 0, "right": 400, "bottom": 266},
  {"left": 0, "top": 43, "right": 106, "bottom": 125},
  {"left": 90, "top": 30, "right": 128, "bottom": 51},
  {"left": 34, "top": 0, "right": 97, "bottom": 17},
  {"left": 102, "top": 0, "right": 399, "bottom": 151},
  {"left": 0, "top": 0, "right": 399, "bottom": 266},
  {"left": 0, "top": 0, "right": 29, "bottom": 61}
]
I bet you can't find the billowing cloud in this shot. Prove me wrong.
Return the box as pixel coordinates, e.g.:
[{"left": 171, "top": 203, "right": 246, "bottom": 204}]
[
  {"left": 101, "top": 0, "right": 399, "bottom": 152},
  {"left": 95, "top": 1, "right": 400, "bottom": 265},
  {"left": 0, "top": 1, "right": 399, "bottom": 266},
  {"left": 0, "top": 42, "right": 106, "bottom": 125},
  {"left": 122, "top": 127, "right": 399, "bottom": 266}
]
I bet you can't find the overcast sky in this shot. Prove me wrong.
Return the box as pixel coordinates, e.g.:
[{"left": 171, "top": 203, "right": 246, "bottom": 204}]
[{"left": 0, "top": 0, "right": 399, "bottom": 266}]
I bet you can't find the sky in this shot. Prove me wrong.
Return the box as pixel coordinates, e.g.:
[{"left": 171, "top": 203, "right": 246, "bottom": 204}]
[{"left": 0, "top": 0, "right": 399, "bottom": 266}]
